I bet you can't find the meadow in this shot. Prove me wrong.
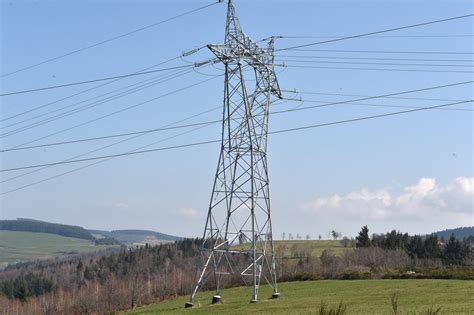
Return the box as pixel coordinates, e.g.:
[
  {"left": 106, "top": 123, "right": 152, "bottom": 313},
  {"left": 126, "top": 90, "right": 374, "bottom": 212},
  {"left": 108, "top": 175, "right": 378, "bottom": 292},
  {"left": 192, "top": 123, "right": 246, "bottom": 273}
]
[
  {"left": 274, "top": 239, "right": 352, "bottom": 257},
  {"left": 126, "top": 279, "right": 473, "bottom": 314},
  {"left": 0, "top": 231, "right": 115, "bottom": 268}
]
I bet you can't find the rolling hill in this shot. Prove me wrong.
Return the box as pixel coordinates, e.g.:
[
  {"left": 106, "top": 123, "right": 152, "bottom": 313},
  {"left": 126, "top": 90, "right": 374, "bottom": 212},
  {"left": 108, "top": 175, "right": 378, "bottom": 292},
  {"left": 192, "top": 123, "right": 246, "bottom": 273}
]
[
  {"left": 0, "top": 218, "right": 182, "bottom": 268},
  {"left": 0, "top": 231, "right": 115, "bottom": 269},
  {"left": 89, "top": 229, "right": 181, "bottom": 245},
  {"left": 432, "top": 226, "right": 474, "bottom": 240},
  {"left": 0, "top": 218, "right": 94, "bottom": 240}
]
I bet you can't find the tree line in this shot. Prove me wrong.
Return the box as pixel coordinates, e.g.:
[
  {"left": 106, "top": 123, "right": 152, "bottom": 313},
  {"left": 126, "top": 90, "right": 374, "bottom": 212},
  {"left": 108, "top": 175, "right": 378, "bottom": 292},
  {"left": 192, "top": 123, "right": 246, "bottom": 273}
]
[
  {"left": 356, "top": 225, "right": 472, "bottom": 265},
  {"left": 0, "top": 239, "right": 204, "bottom": 314},
  {"left": 0, "top": 219, "right": 94, "bottom": 241}
]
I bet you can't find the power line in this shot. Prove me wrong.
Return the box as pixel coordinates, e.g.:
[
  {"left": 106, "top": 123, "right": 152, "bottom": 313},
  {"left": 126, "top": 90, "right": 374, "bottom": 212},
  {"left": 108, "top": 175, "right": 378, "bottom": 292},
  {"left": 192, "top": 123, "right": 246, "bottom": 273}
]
[
  {"left": 272, "top": 80, "right": 473, "bottom": 115},
  {"left": 17, "top": 60, "right": 462, "bottom": 139},
  {"left": 3, "top": 75, "right": 221, "bottom": 151},
  {"left": 277, "top": 59, "right": 474, "bottom": 68},
  {"left": 1, "top": 58, "right": 211, "bottom": 131},
  {"left": 2, "top": 100, "right": 283, "bottom": 191},
  {"left": 1, "top": 94, "right": 470, "bottom": 194},
  {"left": 0, "top": 98, "right": 291, "bottom": 155},
  {"left": 0, "top": 127, "right": 219, "bottom": 196},
  {"left": 2, "top": 96, "right": 287, "bottom": 154},
  {"left": 287, "top": 98, "right": 474, "bottom": 112},
  {"left": 0, "top": 64, "right": 194, "bottom": 97},
  {"left": 1, "top": 68, "right": 189, "bottom": 130},
  {"left": 1, "top": 64, "right": 213, "bottom": 135},
  {"left": 2, "top": 98, "right": 470, "bottom": 154},
  {"left": 281, "top": 89, "right": 467, "bottom": 103},
  {"left": 1, "top": 79, "right": 264, "bottom": 185},
  {"left": 282, "top": 48, "right": 474, "bottom": 55},
  {"left": 1, "top": 2, "right": 219, "bottom": 78},
  {"left": 3, "top": 81, "right": 471, "bottom": 152},
  {"left": 0, "top": 66, "right": 198, "bottom": 138},
  {"left": 276, "top": 55, "right": 474, "bottom": 63},
  {"left": 281, "top": 64, "right": 473, "bottom": 74},
  {"left": 270, "top": 100, "right": 473, "bottom": 135},
  {"left": 273, "top": 34, "right": 474, "bottom": 39},
  {"left": 1, "top": 100, "right": 471, "bottom": 173},
  {"left": 0, "top": 54, "right": 190, "bottom": 123},
  {"left": 1, "top": 106, "right": 222, "bottom": 184},
  {"left": 276, "top": 14, "right": 474, "bottom": 51},
  {"left": 0, "top": 120, "right": 220, "bottom": 153}
]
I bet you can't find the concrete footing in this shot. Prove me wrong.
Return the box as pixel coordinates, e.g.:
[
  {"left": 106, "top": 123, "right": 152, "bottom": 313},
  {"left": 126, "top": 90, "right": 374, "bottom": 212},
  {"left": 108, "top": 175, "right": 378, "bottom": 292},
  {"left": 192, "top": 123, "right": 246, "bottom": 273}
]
[
  {"left": 184, "top": 302, "right": 194, "bottom": 308},
  {"left": 272, "top": 292, "right": 280, "bottom": 299},
  {"left": 250, "top": 299, "right": 258, "bottom": 303},
  {"left": 211, "top": 295, "right": 222, "bottom": 304}
]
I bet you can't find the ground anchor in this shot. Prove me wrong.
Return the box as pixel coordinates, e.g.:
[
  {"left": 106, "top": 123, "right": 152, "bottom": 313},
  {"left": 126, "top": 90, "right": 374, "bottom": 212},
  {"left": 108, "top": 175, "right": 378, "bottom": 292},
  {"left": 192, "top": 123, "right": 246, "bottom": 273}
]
[{"left": 212, "top": 295, "right": 222, "bottom": 304}]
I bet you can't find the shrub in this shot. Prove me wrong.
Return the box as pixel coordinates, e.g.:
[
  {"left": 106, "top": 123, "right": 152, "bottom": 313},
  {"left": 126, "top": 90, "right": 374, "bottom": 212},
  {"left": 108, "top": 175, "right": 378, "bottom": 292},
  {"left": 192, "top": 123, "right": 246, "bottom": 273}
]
[
  {"left": 390, "top": 293, "right": 399, "bottom": 315},
  {"left": 319, "top": 301, "right": 347, "bottom": 315}
]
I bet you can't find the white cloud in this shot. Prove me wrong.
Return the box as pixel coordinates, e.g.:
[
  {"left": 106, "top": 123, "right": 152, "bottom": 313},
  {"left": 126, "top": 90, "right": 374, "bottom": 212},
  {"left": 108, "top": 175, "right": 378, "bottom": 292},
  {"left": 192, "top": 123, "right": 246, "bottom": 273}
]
[
  {"left": 303, "top": 177, "right": 474, "bottom": 223},
  {"left": 177, "top": 207, "right": 201, "bottom": 219},
  {"left": 114, "top": 202, "right": 129, "bottom": 210}
]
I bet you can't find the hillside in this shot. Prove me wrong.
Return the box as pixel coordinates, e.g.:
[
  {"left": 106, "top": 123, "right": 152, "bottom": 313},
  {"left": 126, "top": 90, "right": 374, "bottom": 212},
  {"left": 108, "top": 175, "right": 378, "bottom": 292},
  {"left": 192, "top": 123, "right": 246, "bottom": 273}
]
[
  {"left": 0, "top": 218, "right": 182, "bottom": 268},
  {"left": 273, "top": 240, "right": 351, "bottom": 258},
  {"left": 0, "top": 231, "right": 117, "bottom": 269},
  {"left": 0, "top": 218, "right": 181, "bottom": 246},
  {"left": 90, "top": 229, "right": 181, "bottom": 245},
  {"left": 432, "top": 227, "right": 474, "bottom": 240},
  {"left": 125, "top": 280, "right": 473, "bottom": 314},
  {"left": 0, "top": 219, "right": 94, "bottom": 240}
]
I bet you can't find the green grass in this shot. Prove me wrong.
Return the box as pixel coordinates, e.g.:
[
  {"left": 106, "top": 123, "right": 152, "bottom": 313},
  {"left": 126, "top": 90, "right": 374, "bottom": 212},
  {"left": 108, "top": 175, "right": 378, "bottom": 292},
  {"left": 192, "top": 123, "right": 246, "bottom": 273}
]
[
  {"left": 274, "top": 240, "right": 351, "bottom": 258},
  {"left": 232, "top": 240, "right": 351, "bottom": 260},
  {"left": 126, "top": 280, "right": 474, "bottom": 314},
  {"left": 0, "top": 231, "right": 116, "bottom": 268}
]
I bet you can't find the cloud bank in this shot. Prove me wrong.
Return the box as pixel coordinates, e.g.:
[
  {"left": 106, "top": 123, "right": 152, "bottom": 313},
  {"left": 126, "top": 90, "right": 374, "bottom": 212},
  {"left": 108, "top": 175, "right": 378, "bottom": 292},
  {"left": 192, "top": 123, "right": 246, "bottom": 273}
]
[
  {"left": 302, "top": 177, "right": 473, "bottom": 230},
  {"left": 177, "top": 207, "right": 201, "bottom": 219}
]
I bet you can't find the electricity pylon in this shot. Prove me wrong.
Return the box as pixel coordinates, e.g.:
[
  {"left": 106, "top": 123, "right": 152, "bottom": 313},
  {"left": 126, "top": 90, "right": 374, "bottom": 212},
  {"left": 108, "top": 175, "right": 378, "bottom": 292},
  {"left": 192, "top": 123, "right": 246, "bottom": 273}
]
[{"left": 186, "top": 0, "right": 282, "bottom": 307}]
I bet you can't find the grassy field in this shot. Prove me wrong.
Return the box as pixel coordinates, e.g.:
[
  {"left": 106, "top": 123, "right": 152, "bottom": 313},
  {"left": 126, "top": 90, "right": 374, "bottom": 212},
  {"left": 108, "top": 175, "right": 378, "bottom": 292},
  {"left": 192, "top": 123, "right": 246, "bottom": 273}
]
[
  {"left": 0, "top": 231, "right": 116, "bottom": 268},
  {"left": 232, "top": 240, "right": 351, "bottom": 260},
  {"left": 126, "top": 280, "right": 473, "bottom": 314},
  {"left": 274, "top": 240, "right": 351, "bottom": 258}
]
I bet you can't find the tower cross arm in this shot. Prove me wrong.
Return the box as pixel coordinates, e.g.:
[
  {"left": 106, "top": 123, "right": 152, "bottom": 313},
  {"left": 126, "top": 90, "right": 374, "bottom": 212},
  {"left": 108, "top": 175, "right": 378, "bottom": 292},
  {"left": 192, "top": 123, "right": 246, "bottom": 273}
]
[{"left": 207, "top": 35, "right": 282, "bottom": 99}]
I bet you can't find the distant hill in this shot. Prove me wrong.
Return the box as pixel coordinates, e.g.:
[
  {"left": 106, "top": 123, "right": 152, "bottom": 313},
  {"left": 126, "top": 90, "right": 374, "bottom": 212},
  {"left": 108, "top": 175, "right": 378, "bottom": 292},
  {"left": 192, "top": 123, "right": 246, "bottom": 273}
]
[
  {"left": 0, "top": 231, "right": 116, "bottom": 269},
  {"left": 1, "top": 217, "right": 181, "bottom": 247},
  {"left": 0, "top": 219, "right": 181, "bottom": 268},
  {"left": 0, "top": 219, "right": 94, "bottom": 240},
  {"left": 90, "top": 229, "right": 181, "bottom": 244},
  {"left": 432, "top": 227, "right": 473, "bottom": 240}
]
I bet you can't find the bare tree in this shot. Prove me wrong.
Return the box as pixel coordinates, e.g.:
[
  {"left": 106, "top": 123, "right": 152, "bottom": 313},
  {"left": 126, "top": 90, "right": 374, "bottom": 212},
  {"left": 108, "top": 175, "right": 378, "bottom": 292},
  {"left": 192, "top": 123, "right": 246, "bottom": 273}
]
[
  {"left": 306, "top": 234, "right": 311, "bottom": 240},
  {"left": 331, "top": 230, "right": 342, "bottom": 240},
  {"left": 282, "top": 232, "right": 286, "bottom": 240},
  {"left": 341, "top": 236, "right": 351, "bottom": 248}
]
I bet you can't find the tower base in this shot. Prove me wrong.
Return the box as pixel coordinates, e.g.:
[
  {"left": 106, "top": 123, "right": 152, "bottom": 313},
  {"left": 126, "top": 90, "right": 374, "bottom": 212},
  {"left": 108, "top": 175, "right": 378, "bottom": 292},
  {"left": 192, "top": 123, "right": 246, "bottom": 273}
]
[
  {"left": 272, "top": 292, "right": 280, "bottom": 299},
  {"left": 184, "top": 302, "right": 194, "bottom": 308},
  {"left": 212, "top": 295, "right": 222, "bottom": 304}
]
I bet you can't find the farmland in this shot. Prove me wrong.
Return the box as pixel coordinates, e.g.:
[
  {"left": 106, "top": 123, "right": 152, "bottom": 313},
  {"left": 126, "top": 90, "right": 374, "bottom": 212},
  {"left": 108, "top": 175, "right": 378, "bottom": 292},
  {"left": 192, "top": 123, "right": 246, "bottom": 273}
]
[
  {"left": 274, "top": 240, "right": 352, "bottom": 258},
  {"left": 0, "top": 231, "right": 117, "bottom": 268},
  {"left": 126, "top": 279, "right": 474, "bottom": 314}
]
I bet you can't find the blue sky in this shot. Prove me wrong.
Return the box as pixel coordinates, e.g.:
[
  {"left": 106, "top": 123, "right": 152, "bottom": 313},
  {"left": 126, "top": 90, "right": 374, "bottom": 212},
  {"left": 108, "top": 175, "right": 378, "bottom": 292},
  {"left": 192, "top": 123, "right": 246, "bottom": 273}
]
[{"left": 1, "top": 0, "right": 473, "bottom": 238}]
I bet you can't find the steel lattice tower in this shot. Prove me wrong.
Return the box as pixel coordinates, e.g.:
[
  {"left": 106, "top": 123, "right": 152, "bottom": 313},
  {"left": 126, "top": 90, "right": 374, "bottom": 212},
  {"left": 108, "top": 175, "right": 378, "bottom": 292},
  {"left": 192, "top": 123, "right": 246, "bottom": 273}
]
[{"left": 186, "top": 0, "right": 282, "bottom": 307}]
